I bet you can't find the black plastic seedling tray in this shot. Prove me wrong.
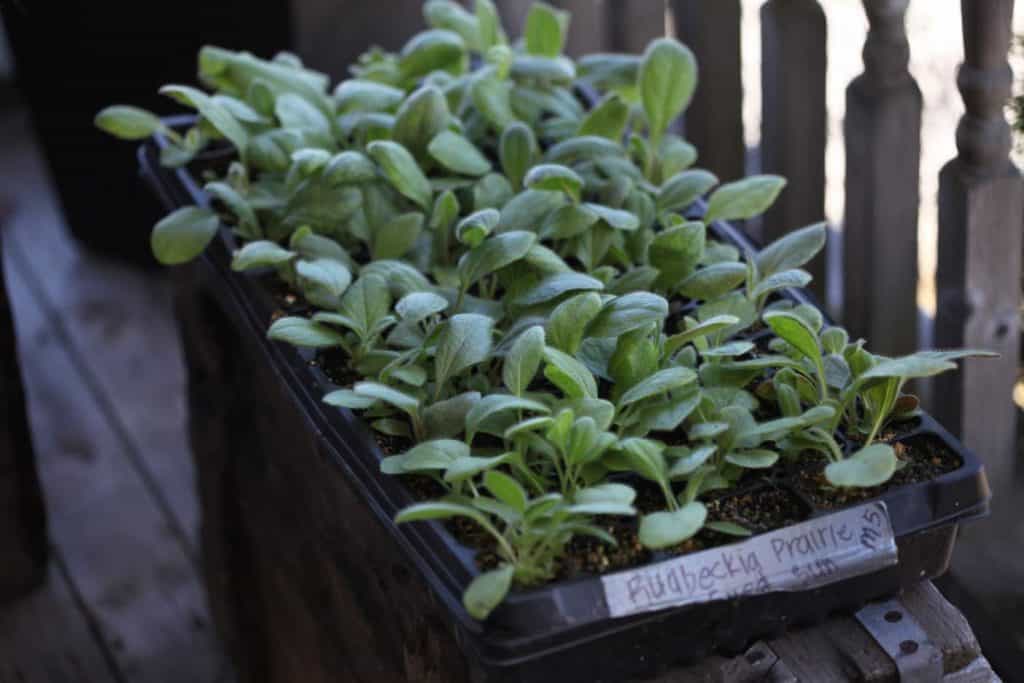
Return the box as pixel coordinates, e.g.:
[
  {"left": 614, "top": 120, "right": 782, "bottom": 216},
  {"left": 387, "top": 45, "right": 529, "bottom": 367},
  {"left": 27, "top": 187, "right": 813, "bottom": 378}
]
[{"left": 140, "top": 119, "right": 990, "bottom": 682}]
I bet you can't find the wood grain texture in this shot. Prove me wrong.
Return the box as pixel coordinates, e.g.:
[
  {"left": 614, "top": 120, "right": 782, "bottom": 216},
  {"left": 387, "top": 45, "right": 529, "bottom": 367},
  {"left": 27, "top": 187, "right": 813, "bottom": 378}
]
[
  {"left": 760, "top": 0, "right": 827, "bottom": 297},
  {"left": 556, "top": 0, "right": 611, "bottom": 56},
  {"left": 0, "top": 565, "right": 116, "bottom": 683},
  {"left": 0, "top": 108, "right": 227, "bottom": 683},
  {"left": 670, "top": 0, "right": 745, "bottom": 185},
  {"left": 0, "top": 111, "right": 198, "bottom": 547},
  {"left": 842, "top": 0, "right": 921, "bottom": 356},
  {"left": 607, "top": 0, "right": 665, "bottom": 53},
  {"left": 0, "top": 228, "right": 47, "bottom": 603}
]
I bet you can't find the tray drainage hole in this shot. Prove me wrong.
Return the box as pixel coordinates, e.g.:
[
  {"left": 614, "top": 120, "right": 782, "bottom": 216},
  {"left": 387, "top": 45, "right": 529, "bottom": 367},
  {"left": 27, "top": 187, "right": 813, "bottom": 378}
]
[
  {"left": 746, "top": 650, "right": 765, "bottom": 665},
  {"left": 884, "top": 610, "right": 903, "bottom": 623},
  {"left": 900, "top": 640, "right": 919, "bottom": 655}
]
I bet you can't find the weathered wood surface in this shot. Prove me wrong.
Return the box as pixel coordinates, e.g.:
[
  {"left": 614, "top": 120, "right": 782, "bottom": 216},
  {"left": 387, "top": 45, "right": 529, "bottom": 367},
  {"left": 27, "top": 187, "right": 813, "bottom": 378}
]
[
  {"left": 555, "top": 0, "right": 610, "bottom": 56},
  {"left": 0, "top": 221, "right": 47, "bottom": 604},
  {"left": 0, "top": 564, "right": 116, "bottom": 683},
  {"left": 0, "top": 108, "right": 230, "bottom": 682},
  {"left": 670, "top": 0, "right": 745, "bottom": 185},
  {"left": 606, "top": 0, "right": 665, "bottom": 54},
  {"left": 842, "top": 0, "right": 921, "bottom": 356},
  {"left": 760, "top": 0, "right": 827, "bottom": 295}
]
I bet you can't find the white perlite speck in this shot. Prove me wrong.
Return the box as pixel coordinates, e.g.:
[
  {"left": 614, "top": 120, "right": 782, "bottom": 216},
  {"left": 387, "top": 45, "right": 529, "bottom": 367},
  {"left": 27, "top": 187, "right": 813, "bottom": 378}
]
[{"left": 602, "top": 501, "right": 898, "bottom": 618}]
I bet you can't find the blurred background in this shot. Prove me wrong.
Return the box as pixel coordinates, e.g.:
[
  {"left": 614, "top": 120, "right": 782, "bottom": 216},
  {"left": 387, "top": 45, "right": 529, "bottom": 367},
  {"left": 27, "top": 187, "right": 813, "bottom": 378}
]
[{"left": 0, "top": 0, "right": 1022, "bottom": 680}]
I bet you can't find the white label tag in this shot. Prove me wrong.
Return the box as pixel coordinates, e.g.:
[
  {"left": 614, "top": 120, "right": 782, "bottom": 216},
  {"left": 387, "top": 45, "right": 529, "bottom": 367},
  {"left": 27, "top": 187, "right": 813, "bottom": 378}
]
[{"left": 601, "top": 501, "right": 898, "bottom": 618}]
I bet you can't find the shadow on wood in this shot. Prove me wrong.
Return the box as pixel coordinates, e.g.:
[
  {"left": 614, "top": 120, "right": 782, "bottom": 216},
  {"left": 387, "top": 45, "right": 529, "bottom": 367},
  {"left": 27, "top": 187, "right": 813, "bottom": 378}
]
[{"left": 0, "top": 225, "right": 48, "bottom": 604}]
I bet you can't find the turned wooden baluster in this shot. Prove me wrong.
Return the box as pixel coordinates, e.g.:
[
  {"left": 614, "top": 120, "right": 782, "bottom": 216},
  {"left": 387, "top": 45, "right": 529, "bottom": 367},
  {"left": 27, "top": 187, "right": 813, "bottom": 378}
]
[
  {"left": 934, "top": 0, "right": 1022, "bottom": 488},
  {"left": 760, "top": 0, "right": 828, "bottom": 300},
  {"left": 842, "top": 0, "right": 921, "bottom": 356},
  {"left": 671, "top": 0, "right": 745, "bottom": 185}
]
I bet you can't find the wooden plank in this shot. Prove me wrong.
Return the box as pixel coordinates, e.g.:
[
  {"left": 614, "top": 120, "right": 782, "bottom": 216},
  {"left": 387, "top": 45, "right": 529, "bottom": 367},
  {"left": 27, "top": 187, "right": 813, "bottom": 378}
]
[
  {"left": 607, "top": 0, "right": 665, "bottom": 53},
  {"left": 291, "top": 0, "right": 427, "bottom": 79},
  {"left": 0, "top": 226, "right": 47, "bottom": 603},
  {"left": 902, "top": 582, "right": 983, "bottom": 676},
  {"left": 670, "top": 0, "right": 745, "bottom": 184},
  {"left": 760, "top": 0, "right": 827, "bottom": 296},
  {"left": 0, "top": 110, "right": 198, "bottom": 550},
  {"left": 0, "top": 564, "right": 117, "bottom": 683},
  {"left": 556, "top": 0, "right": 610, "bottom": 56},
  {"left": 842, "top": 0, "right": 921, "bottom": 356},
  {"left": 3, "top": 210, "right": 226, "bottom": 682}
]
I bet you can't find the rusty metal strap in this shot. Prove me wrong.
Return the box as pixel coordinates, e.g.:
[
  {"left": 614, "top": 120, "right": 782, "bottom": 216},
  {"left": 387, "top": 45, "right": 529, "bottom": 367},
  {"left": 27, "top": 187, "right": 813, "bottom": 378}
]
[{"left": 855, "top": 598, "right": 943, "bottom": 683}]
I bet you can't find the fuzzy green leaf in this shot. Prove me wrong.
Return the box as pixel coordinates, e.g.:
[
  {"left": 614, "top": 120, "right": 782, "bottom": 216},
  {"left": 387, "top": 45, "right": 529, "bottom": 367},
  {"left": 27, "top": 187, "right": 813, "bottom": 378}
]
[
  {"left": 160, "top": 84, "right": 250, "bottom": 152},
  {"left": 267, "top": 317, "right": 346, "bottom": 348},
  {"left": 657, "top": 169, "right": 718, "bottom": 213},
  {"left": 367, "top": 140, "right": 433, "bottom": 209},
  {"left": 458, "top": 230, "right": 536, "bottom": 287},
  {"left": 399, "top": 29, "right": 467, "bottom": 79},
  {"left": 423, "top": 391, "right": 481, "bottom": 438},
  {"left": 395, "top": 86, "right": 451, "bottom": 158},
  {"left": 825, "top": 444, "right": 898, "bottom": 488},
  {"left": 547, "top": 292, "right": 603, "bottom": 355},
  {"left": 150, "top": 207, "right": 219, "bottom": 265},
  {"left": 524, "top": 2, "right": 568, "bottom": 57},
  {"left": 323, "top": 389, "right": 377, "bottom": 410},
  {"left": 577, "top": 93, "right": 630, "bottom": 140},
  {"left": 543, "top": 346, "right": 598, "bottom": 399},
  {"left": 639, "top": 38, "right": 697, "bottom": 144},
  {"left": 512, "top": 272, "right": 604, "bottom": 307},
  {"left": 705, "top": 175, "right": 787, "bottom": 223},
  {"left": 463, "top": 564, "right": 514, "bottom": 620},
  {"left": 485, "top": 470, "right": 528, "bottom": 512},
  {"left": 435, "top": 314, "right": 495, "bottom": 387},
  {"left": 524, "top": 164, "right": 584, "bottom": 202},
  {"left": 764, "top": 311, "right": 822, "bottom": 367},
  {"left": 499, "top": 123, "right": 538, "bottom": 190},
  {"left": 429, "top": 130, "right": 492, "bottom": 176},
  {"left": 503, "top": 326, "right": 546, "bottom": 395},
  {"left": 587, "top": 292, "right": 669, "bottom": 338},
  {"left": 618, "top": 366, "right": 697, "bottom": 408},
  {"left": 95, "top": 105, "right": 167, "bottom": 140},
  {"left": 677, "top": 262, "right": 747, "bottom": 301},
  {"left": 396, "top": 291, "right": 449, "bottom": 323},
  {"left": 649, "top": 221, "right": 705, "bottom": 291},
  {"left": 467, "top": 394, "right": 550, "bottom": 440},
  {"left": 639, "top": 502, "right": 707, "bottom": 549},
  {"left": 231, "top": 241, "right": 294, "bottom": 271},
  {"left": 756, "top": 222, "right": 827, "bottom": 277},
  {"left": 296, "top": 258, "right": 352, "bottom": 298},
  {"left": 395, "top": 501, "right": 486, "bottom": 526},
  {"left": 373, "top": 212, "right": 424, "bottom": 260}
]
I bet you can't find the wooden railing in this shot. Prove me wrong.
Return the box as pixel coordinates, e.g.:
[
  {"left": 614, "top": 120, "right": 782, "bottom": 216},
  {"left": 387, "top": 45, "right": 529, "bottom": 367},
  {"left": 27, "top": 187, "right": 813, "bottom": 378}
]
[{"left": 292, "top": 0, "right": 1022, "bottom": 501}]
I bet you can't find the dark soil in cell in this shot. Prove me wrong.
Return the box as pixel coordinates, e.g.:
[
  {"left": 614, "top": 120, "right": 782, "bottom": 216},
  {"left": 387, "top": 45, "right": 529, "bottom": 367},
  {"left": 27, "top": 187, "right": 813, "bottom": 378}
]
[{"left": 315, "top": 347, "right": 361, "bottom": 386}]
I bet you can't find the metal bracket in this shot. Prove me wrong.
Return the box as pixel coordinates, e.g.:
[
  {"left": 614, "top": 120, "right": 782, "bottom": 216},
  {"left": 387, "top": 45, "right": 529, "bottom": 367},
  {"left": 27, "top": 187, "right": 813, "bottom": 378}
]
[{"left": 855, "top": 598, "right": 943, "bottom": 683}]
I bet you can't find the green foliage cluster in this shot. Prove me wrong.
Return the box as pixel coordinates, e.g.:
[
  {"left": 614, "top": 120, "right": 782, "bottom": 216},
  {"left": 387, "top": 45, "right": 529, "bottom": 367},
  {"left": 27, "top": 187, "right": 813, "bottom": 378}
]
[{"left": 97, "top": 1, "right": 992, "bottom": 620}]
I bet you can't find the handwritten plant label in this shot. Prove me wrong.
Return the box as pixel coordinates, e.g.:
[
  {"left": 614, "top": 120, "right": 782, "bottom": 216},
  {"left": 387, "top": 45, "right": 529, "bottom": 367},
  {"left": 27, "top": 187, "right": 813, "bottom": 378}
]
[{"left": 602, "top": 501, "right": 897, "bottom": 618}]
